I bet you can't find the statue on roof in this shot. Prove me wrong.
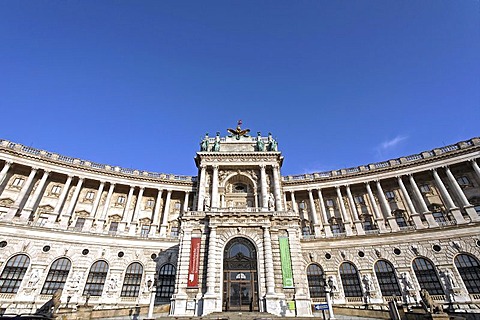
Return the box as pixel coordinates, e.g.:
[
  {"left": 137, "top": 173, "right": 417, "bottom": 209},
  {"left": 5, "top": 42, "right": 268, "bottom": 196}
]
[
  {"left": 200, "top": 133, "right": 209, "bottom": 151},
  {"left": 267, "top": 132, "right": 278, "bottom": 151},
  {"left": 227, "top": 120, "right": 250, "bottom": 140},
  {"left": 256, "top": 132, "right": 265, "bottom": 151},
  {"left": 213, "top": 132, "right": 221, "bottom": 151}
]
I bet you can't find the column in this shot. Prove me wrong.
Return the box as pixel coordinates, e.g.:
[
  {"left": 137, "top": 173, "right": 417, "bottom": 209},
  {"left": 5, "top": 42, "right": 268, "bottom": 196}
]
[
  {"left": 432, "top": 169, "right": 467, "bottom": 224},
  {"left": 0, "top": 161, "right": 12, "bottom": 185},
  {"left": 335, "top": 186, "right": 353, "bottom": 235},
  {"left": 96, "top": 183, "right": 116, "bottom": 231},
  {"left": 5, "top": 167, "right": 38, "bottom": 219},
  {"left": 272, "top": 164, "right": 283, "bottom": 211},
  {"left": 119, "top": 185, "right": 135, "bottom": 232},
  {"left": 408, "top": 174, "right": 437, "bottom": 227},
  {"left": 129, "top": 186, "right": 145, "bottom": 235},
  {"left": 472, "top": 160, "right": 480, "bottom": 180},
  {"left": 290, "top": 191, "right": 298, "bottom": 213},
  {"left": 375, "top": 180, "right": 400, "bottom": 232},
  {"left": 150, "top": 189, "right": 163, "bottom": 235},
  {"left": 211, "top": 165, "right": 219, "bottom": 209},
  {"left": 20, "top": 170, "right": 50, "bottom": 220},
  {"left": 307, "top": 189, "right": 322, "bottom": 236},
  {"left": 445, "top": 166, "right": 479, "bottom": 222},
  {"left": 263, "top": 226, "right": 276, "bottom": 296},
  {"left": 159, "top": 190, "right": 172, "bottom": 236},
  {"left": 397, "top": 176, "right": 424, "bottom": 229},
  {"left": 205, "top": 226, "right": 217, "bottom": 295},
  {"left": 60, "top": 177, "right": 84, "bottom": 227},
  {"left": 316, "top": 189, "right": 332, "bottom": 237},
  {"left": 365, "top": 182, "right": 387, "bottom": 233},
  {"left": 182, "top": 191, "right": 189, "bottom": 213},
  {"left": 260, "top": 165, "right": 268, "bottom": 210},
  {"left": 91, "top": 181, "right": 106, "bottom": 218},
  {"left": 52, "top": 175, "right": 73, "bottom": 221},
  {"left": 346, "top": 185, "right": 365, "bottom": 235},
  {"left": 196, "top": 165, "right": 207, "bottom": 211}
]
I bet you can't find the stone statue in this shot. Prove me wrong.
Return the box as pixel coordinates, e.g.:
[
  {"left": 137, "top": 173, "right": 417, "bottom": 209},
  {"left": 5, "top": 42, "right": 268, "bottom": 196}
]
[
  {"left": 35, "top": 288, "right": 62, "bottom": 317},
  {"left": 362, "top": 274, "right": 372, "bottom": 292},
  {"left": 213, "top": 132, "right": 220, "bottom": 151},
  {"left": 28, "top": 269, "right": 40, "bottom": 287},
  {"left": 267, "top": 132, "right": 278, "bottom": 151},
  {"left": 268, "top": 193, "right": 275, "bottom": 210},
  {"left": 204, "top": 194, "right": 211, "bottom": 210},
  {"left": 420, "top": 288, "right": 441, "bottom": 314},
  {"left": 400, "top": 272, "right": 414, "bottom": 290},
  {"left": 200, "top": 133, "right": 209, "bottom": 151},
  {"left": 256, "top": 132, "right": 265, "bottom": 151},
  {"left": 442, "top": 269, "right": 456, "bottom": 289}
]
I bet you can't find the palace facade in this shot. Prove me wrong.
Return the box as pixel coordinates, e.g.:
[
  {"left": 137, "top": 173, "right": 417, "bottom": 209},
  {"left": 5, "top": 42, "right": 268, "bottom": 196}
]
[{"left": 0, "top": 129, "right": 479, "bottom": 317}]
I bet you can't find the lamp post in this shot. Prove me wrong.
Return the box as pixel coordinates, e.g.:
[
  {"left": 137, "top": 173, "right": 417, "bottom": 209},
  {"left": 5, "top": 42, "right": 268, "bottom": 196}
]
[
  {"left": 325, "top": 278, "right": 336, "bottom": 320},
  {"left": 147, "top": 278, "right": 156, "bottom": 319}
]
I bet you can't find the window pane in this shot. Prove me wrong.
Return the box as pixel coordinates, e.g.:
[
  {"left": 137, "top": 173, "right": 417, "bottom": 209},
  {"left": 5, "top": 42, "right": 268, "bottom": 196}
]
[
  {"left": 412, "top": 258, "right": 444, "bottom": 295},
  {"left": 307, "top": 264, "right": 325, "bottom": 298},
  {"left": 339, "top": 262, "right": 362, "bottom": 297},
  {"left": 41, "top": 258, "right": 71, "bottom": 295},
  {"left": 0, "top": 254, "right": 30, "bottom": 293},
  {"left": 374, "top": 260, "right": 401, "bottom": 296},
  {"left": 121, "top": 263, "right": 143, "bottom": 297},
  {"left": 156, "top": 264, "right": 176, "bottom": 301},
  {"left": 454, "top": 254, "right": 480, "bottom": 294},
  {"left": 83, "top": 260, "right": 109, "bottom": 296}
]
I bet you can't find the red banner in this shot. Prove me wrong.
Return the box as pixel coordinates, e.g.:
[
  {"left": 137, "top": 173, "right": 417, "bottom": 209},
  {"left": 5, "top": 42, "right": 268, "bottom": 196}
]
[{"left": 187, "top": 237, "right": 201, "bottom": 287}]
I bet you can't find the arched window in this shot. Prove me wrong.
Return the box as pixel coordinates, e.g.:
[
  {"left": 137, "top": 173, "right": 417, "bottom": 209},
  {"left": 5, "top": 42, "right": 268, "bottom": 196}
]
[
  {"left": 156, "top": 264, "right": 176, "bottom": 301},
  {"left": 339, "top": 262, "right": 362, "bottom": 297},
  {"left": 83, "top": 260, "right": 109, "bottom": 296},
  {"left": 307, "top": 264, "right": 325, "bottom": 298},
  {"left": 41, "top": 258, "right": 71, "bottom": 295},
  {"left": 0, "top": 254, "right": 30, "bottom": 293},
  {"left": 121, "top": 263, "right": 143, "bottom": 297},
  {"left": 374, "top": 260, "right": 401, "bottom": 296},
  {"left": 454, "top": 254, "right": 480, "bottom": 294},
  {"left": 412, "top": 257, "right": 444, "bottom": 295}
]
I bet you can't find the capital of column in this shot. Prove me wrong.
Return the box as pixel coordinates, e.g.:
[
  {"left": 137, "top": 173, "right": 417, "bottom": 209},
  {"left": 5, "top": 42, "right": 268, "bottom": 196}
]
[
  {"left": 138, "top": 186, "right": 144, "bottom": 190},
  {"left": 212, "top": 164, "right": 219, "bottom": 170}
]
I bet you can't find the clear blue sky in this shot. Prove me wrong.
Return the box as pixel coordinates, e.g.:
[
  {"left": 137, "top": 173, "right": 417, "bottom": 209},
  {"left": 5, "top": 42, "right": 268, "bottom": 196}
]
[{"left": 1, "top": 1, "right": 479, "bottom": 176}]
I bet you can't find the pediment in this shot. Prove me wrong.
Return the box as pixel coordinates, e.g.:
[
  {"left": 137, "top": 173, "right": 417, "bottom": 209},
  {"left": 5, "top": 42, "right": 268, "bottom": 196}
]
[
  {"left": 109, "top": 214, "right": 122, "bottom": 222},
  {"left": 37, "top": 205, "right": 55, "bottom": 212},
  {"left": 0, "top": 198, "right": 15, "bottom": 207},
  {"left": 139, "top": 217, "right": 151, "bottom": 224},
  {"left": 75, "top": 210, "right": 90, "bottom": 217}
]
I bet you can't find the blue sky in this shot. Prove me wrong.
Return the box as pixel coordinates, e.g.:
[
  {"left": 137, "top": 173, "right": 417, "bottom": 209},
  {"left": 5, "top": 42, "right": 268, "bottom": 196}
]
[{"left": 0, "top": 1, "right": 479, "bottom": 176}]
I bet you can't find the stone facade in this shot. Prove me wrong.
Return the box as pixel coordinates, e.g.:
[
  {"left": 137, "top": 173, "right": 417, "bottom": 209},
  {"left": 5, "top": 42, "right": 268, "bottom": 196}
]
[{"left": 0, "top": 131, "right": 479, "bottom": 317}]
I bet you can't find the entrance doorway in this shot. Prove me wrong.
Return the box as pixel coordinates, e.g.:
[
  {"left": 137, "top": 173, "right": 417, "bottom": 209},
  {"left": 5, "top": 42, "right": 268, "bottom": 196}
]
[{"left": 223, "top": 237, "right": 259, "bottom": 311}]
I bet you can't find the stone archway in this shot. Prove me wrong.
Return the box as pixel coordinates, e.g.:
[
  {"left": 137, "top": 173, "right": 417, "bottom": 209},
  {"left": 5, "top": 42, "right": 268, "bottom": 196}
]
[{"left": 223, "top": 237, "right": 259, "bottom": 311}]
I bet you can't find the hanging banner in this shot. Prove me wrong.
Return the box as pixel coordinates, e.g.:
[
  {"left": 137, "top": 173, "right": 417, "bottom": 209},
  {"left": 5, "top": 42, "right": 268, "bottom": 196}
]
[
  {"left": 187, "top": 237, "right": 201, "bottom": 287},
  {"left": 279, "top": 236, "right": 294, "bottom": 288}
]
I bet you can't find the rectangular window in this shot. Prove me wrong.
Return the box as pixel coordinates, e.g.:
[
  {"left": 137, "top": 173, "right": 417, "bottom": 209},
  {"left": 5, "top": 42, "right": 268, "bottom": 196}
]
[
  {"left": 325, "top": 199, "right": 334, "bottom": 207},
  {"left": 85, "top": 191, "right": 95, "bottom": 200},
  {"left": 395, "top": 216, "right": 407, "bottom": 228},
  {"left": 419, "top": 184, "right": 431, "bottom": 193},
  {"left": 385, "top": 191, "right": 395, "bottom": 200},
  {"left": 12, "top": 178, "right": 24, "bottom": 187},
  {"left": 140, "top": 225, "right": 150, "bottom": 237},
  {"left": 170, "top": 226, "right": 179, "bottom": 237},
  {"left": 457, "top": 176, "right": 470, "bottom": 186},
  {"left": 36, "top": 217, "right": 48, "bottom": 227},
  {"left": 109, "top": 222, "right": 119, "bottom": 232},
  {"left": 146, "top": 199, "right": 154, "bottom": 208},
  {"left": 174, "top": 202, "right": 181, "bottom": 210},
  {"left": 354, "top": 195, "right": 364, "bottom": 204},
  {"left": 433, "top": 211, "right": 447, "bottom": 224},
  {"left": 51, "top": 185, "right": 62, "bottom": 194},
  {"left": 74, "top": 218, "right": 85, "bottom": 231},
  {"left": 116, "top": 196, "right": 126, "bottom": 204}
]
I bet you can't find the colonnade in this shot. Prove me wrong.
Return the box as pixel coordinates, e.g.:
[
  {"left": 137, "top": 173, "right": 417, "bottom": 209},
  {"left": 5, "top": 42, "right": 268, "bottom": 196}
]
[
  {"left": 196, "top": 163, "right": 284, "bottom": 211},
  {"left": 0, "top": 161, "right": 191, "bottom": 237},
  {"left": 287, "top": 161, "right": 480, "bottom": 237}
]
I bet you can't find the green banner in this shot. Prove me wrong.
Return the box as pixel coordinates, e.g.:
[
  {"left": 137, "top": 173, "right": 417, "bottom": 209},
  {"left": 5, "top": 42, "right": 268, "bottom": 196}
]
[{"left": 279, "top": 236, "right": 294, "bottom": 287}]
